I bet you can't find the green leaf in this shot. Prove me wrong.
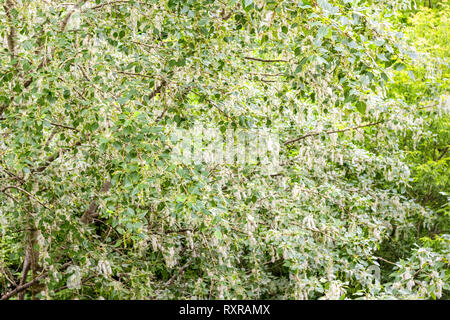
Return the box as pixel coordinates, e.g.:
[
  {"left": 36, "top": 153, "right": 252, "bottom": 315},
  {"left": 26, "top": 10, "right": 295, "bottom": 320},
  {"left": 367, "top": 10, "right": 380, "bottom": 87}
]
[{"left": 356, "top": 101, "right": 367, "bottom": 114}]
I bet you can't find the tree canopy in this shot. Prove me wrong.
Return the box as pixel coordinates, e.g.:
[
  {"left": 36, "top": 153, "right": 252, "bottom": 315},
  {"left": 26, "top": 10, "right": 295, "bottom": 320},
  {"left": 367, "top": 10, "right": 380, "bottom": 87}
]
[{"left": 0, "top": 0, "right": 448, "bottom": 300}]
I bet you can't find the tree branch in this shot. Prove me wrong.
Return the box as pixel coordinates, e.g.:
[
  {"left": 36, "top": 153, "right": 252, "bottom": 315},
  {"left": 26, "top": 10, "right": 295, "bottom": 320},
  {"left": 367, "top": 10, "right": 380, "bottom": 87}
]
[
  {"left": 22, "top": 0, "right": 87, "bottom": 90},
  {"left": 60, "top": 0, "right": 87, "bottom": 31},
  {"left": 86, "top": 1, "right": 148, "bottom": 11},
  {"left": 284, "top": 121, "right": 384, "bottom": 145},
  {"left": 32, "top": 140, "right": 83, "bottom": 173},
  {"left": 244, "top": 57, "right": 288, "bottom": 63},
  {"left": 80, "top": 181, "right": 112, "bottom": 224},
  {"left": 437, "top": 146, "right": 449, "bottom": 161},
  {"left": 0, "top": 262, "right": 71, "bottom": 300},
  {"left": 148, "top": 79, "right": 167, "bottom": 100},
  {"left": 49, "top": 122, "right": 78, "bottom": 131},
  {"left": 1, "top": 186, "right": 50, "bottom": 210},
  {"left": 3, "top": 0, "right": 17, "bottom": 58}
]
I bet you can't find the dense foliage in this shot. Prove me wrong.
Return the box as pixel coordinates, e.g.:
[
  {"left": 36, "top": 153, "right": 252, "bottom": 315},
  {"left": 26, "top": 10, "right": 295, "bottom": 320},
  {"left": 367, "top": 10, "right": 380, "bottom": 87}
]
[{"left": 0, "top": 0, "right": 448, "bottom": 299}]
